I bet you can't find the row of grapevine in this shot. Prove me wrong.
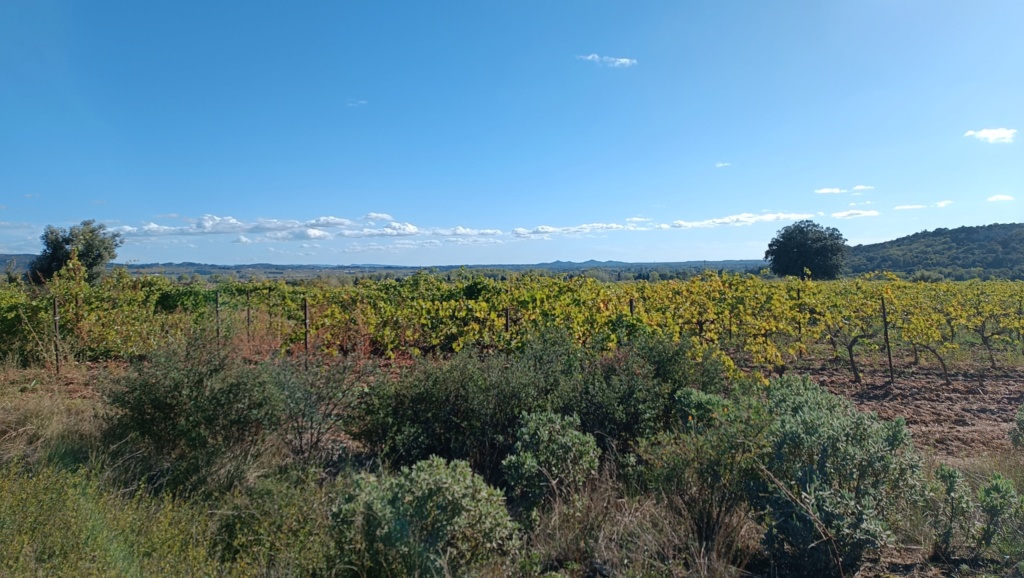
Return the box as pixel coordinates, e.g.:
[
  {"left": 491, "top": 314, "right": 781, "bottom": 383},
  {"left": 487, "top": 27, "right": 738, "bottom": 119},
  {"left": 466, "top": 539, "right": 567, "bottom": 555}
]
[{"left": 1, "top": 262, "right": 1022, "bottom": 380}]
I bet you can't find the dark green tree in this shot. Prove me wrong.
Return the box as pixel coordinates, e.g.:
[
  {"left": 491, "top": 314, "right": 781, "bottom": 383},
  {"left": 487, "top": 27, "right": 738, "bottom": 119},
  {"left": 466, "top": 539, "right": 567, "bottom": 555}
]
[
  {"left": 765, "top": 220, "right": 847, "bottom": 280},
  {"left": 29, "top": 219, "right": 124, "bottom": 283}
]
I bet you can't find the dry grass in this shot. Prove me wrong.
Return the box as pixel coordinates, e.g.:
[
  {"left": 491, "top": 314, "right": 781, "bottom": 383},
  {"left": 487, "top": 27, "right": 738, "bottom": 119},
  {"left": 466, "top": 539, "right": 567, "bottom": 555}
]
[
  {"left": 520, "top": 467, "right": 758, "bottom": 578},
  {"left": 0, "top": 361, "right": 113, "bottom": 469}
]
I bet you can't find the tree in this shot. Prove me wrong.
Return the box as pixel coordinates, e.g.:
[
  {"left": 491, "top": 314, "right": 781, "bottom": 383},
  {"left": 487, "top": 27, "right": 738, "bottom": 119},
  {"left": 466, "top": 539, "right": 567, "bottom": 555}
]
[
  {"left": 765, "top": 220, "right": 847, "bottom": 280},
  {"left": 29, "top": 219, "right": 124, "bottom": 283}
]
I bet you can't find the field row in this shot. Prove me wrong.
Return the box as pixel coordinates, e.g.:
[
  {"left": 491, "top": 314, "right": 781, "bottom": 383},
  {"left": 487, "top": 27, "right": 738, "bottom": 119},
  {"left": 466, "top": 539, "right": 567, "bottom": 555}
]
[{"left": 3, "top": 265, "right": 1023, "bottom": 381}]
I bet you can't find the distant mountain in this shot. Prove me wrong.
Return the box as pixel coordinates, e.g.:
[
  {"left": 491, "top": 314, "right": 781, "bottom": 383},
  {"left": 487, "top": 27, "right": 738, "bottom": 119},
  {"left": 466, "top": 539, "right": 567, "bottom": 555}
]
[
  {"left": 846, "top": 223, "right": 1024, "bottom": 279},
  {"left": 0, "top": 255, "right": 35, "bottom": 272},
  {"left": 8, "top": 223, "right": 1022, "bottom": 281}
]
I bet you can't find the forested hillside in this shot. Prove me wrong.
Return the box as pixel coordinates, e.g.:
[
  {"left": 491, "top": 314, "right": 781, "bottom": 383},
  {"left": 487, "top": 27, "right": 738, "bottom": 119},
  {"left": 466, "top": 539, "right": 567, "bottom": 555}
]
[{"left": 847, "top": 223, "right": 1024, "bottom": 279}]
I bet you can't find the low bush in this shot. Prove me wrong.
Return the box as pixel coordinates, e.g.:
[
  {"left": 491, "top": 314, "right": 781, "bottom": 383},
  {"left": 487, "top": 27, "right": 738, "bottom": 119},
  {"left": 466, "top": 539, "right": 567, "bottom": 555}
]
[
  {"left": 331, "top": 456, "right": 519, "bottom": 577},
  {"left": 212, "top": 474, "right": 336, "bottom": 575},
  {"left": 502, "top": 412, "right": 599, "bottom": 515},
  {"left": 640, "top": 387, "right": 767, "bottom": 561},
  {"left": 102, "top": 338, "right": 285, "bottom": 495},
  {"left": 931, "top": 463, "right": 975, "bottom": 560},
  {"left": 748, "top": 375, "right": 921, "bottom": 578},
  {"left": 1009, "top": 404, "right": 1024, "bottom": 449}
]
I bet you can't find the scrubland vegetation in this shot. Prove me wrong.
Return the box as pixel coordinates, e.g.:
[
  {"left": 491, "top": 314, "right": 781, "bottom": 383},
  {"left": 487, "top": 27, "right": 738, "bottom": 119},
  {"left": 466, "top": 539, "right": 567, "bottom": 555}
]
[{"left": 3, "top": 259, "right": 1024, "bottom": 576}]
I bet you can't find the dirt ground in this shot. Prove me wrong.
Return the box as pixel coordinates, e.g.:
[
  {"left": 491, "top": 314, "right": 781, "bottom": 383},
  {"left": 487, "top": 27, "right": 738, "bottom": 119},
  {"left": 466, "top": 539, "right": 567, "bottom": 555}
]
[
  {"left": 811, "top": 365, "right": 1024, "bottom": 461},
  {"left": 799, "top": 362, "right": 1024, "bottom": 577}
]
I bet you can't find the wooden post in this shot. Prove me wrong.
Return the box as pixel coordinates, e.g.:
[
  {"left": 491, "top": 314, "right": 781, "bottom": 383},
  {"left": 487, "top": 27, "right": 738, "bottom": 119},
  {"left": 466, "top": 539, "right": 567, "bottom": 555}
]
[
  {"left": 629, "top": 298, "right": 635, "bottom": 316},
  {"left": 244, "top": 286, "right": 250, "bottom": 340},
  {"left": 881, "top": 295, "right": 895, "bottom": 385},
  {"left": 53, "top": 296, "right": 61, "bottom": 375},
  {"left": 504, "top": 306, "right": 510, "bottom": 332},
  {"left": 215, "top": 290, "right": 221, "bottom": 344},
  {"left": 796, "top": 288, "right": 802, "bottom": 336},
  {"left": 303, "top": 296, "right": 310, "bottom": 370}
]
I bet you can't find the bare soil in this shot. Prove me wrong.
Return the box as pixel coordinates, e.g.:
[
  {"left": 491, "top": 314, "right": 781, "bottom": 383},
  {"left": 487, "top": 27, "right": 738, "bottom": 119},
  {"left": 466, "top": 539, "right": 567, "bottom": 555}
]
[
  {"left": 809, "top": 366, "right": 1024, "bottom": 461},
  {"left": 797, "top": 363, "right": 1024, "bottom": 577}
]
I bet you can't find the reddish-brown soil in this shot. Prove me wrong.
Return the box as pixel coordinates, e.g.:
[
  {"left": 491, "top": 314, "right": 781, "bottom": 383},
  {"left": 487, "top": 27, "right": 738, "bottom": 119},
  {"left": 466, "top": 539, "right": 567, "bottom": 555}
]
[
  {"left": 790, "top": 362, "right": 1024, "bottom": 576},
  {"left": 808, "top": 366, "right": 1024, "bottom": 461}
]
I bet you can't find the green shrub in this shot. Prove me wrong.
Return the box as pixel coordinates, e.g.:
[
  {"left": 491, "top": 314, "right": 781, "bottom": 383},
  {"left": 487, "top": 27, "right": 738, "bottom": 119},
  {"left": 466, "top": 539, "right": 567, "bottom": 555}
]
[
  {"left": 331, "top": 457, "right": 519, "bottom": 577},
  {"left": 353, "top": 338, "right": 583, "bottom": 484},
  {"left": 640, "top": 388, "right": 767, "bottom": 554},
  {"left": 502, "top": 412, "right": 599, "bottom": 514},
  {"left": 1009, "top": 405, "right": 1024, "bottom": 449},
  {"left": 273, "top": 357, "right": 369, "bottom": 465},
  {"left": 931, "top": 463, "right": 975, "bottom": 560},
  {"left": 749, "top": 375, "right": 921, "bottom": 578},
  {"left": 976, "top": 472, "right": 1021, "bottom": 555},
  {"left": 103, "top": 339, "right": 284, "bottom": 495},
  {"left": 213, "top": 474, "right": 335, "bottom": 575}
]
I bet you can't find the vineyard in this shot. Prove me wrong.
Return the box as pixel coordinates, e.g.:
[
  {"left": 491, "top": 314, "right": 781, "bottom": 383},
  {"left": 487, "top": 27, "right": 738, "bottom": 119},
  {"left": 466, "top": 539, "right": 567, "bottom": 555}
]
[
  {"left": 4, "top": 261, "right": 1024, "bottom": 577},
  {"left": 5, "top": 259, "right": 1023, "bottom": 383}
]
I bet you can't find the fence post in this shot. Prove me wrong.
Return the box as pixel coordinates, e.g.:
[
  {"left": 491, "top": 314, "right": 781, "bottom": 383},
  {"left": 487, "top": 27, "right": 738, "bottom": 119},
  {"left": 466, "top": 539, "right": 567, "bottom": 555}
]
[
  {"left": 629, "top": 298, "right": 635, "bottom": 316},
  {"left": 796, "top": 288, "right": 802, "bottom": 336},
  {"left": 304, "top": 296, "right": 310, "bottom": 371},
  {"left": 53, "top": 296, "right": 61, "bottom": 375},
  {"left": 504, "top": 306, "right": 510, "bottom": 332},
  {"left": 881, "top": 295, "right": 895, "bottom": 385},
  {"left": 246, "top": 288, "right": 252, "bottom": 343},
  {"left": 215, "top": 290, "right": 221, "bottom": 344}
]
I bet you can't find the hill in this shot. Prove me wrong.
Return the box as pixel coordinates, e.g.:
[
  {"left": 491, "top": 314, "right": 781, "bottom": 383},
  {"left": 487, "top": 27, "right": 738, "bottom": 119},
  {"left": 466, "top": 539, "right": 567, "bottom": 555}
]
[{"left": 846, "top": 223, "right": 1024, "bottom": 279}]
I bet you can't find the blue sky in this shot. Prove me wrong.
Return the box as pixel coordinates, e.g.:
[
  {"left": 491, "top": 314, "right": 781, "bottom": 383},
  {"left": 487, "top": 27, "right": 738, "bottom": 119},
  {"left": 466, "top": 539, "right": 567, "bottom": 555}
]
[{"left": 1, "top": 1, "right": 1021, "bottom": 265}]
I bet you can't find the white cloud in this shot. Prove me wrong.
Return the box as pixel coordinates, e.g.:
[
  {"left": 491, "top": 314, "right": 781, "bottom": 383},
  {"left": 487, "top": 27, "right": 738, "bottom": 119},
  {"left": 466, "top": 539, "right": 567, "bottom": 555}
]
[
  {"left": 234, "top": 235, "right": 253, "bottom": 244},
  {"left": 512, "top": 222, "right": 627, "bottom": 238},
  {"left": 576, "top": 54, "right": 637, "bottom": 68},
  {"left": 626, "top": 217, "right": 651, "bottom": 222},
  {"left": 433, "top": 226, "right": 503, "bottom": 236},
  {"left": 715, "top": 162, "right": 731, "bottom": 168},
  {"left": 445, "top": 237, "right": 505, "bottom": 246},
  {"left": 964, "top": 128, "right": 1016, "bottom": 144},
  {"left": 266, "top": 228, "right": 333, "bottom": 241},
  {"left": 345, "top": 98, "right": 368, "bottom": 107},
  {"left": 250, "top": 218, "right": 304, "bottom": 232},
  {"left": 363, "top": 212, "right": 394, "bottom": 221},
  {"left": 987, "top": 194, "right": 1015, "bottom": 202},
  {"left": 936, "top": 200, "right": 953, "bottom": 208},
  {"left": 852, "top": 185, "right": 875, "bottom": 191},
  {"left": 306, "top": 216, "right": 356, "bottom": 228},
  {"left": 670, "top": 212, "right": 814, "bottom": 229},
  {"left": 814, "top": 188, "right": 847, "bottom": 194},
  {"left": 848, "top": 201, "right": 874, "bottom": 207},
  {"left": 832, "top": 210, "right": 880, "bottom": 219},
  {"left": 894, "top": 205, "right": 926, "bottom": 210}
]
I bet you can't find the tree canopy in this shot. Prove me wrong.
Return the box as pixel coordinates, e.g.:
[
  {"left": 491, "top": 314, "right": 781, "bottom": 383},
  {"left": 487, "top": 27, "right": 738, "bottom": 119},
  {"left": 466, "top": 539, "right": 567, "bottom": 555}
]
[
  {"left": 764, "top": 220, "right": 847, "bottom": 280},
  {"left": 29, "top": 220, "right": 124, "bottom": 283}
]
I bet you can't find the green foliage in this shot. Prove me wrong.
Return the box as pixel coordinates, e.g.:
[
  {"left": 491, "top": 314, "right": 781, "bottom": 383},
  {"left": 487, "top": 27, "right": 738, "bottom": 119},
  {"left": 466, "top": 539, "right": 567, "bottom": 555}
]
[
  {"left": 764, "top": 219, "right": 847, "bottom": 280},
  {"left": 0, "top": 464, "right": 218, "bottom": 577},
  {"left": 931, "top": 463, "right": 975, "bottom": 560},
  {"left": 331, "top": 457, "right": 519, "bottom": 577},
  {"left": 930, "top": 465, "right": 1024, "bottom": 560},
  {"left": 976, "top": 472, "right": 1021, "bottom": 555},
  {"left": 103, "top": 340, "right": 284, "bottom": 495},
  {"left": 846, "top": 222, "right": 1024, "bottom": 279},
  {"left": 749, "top": 375, "right": 921, "bottom": 578},
  {"left": 502, "top": 412, "right": 599, "bottom": 513},
  {"left": 1009, "top": 405, "right": 1024, "bottom": 449},
  {"left": 271, "top": 357, "right": 370, "bottom": 464},
  {"left": 29, "top": 219, "right": 124, "bottom": 284},
  {"left": 353, "top": 349, "right": 548, "bottom": 483},
  {"left": 640, "top": 389, "right": 767, "bottom": 552},
  {"left": 212, "top": 475, "right": 336, "bottom": 574}
]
